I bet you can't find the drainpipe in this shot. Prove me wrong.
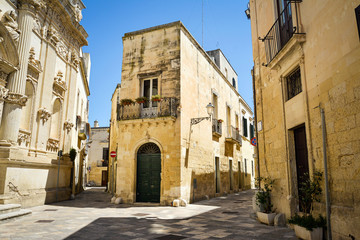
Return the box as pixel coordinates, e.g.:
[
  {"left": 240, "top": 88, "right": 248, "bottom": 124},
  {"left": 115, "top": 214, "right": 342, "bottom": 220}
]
[
  {"left": 251, "top": 67, "right": 260, "bottom": 186},
  {"left": 320, "top": 107, "right": 332, "bottom": 240}
]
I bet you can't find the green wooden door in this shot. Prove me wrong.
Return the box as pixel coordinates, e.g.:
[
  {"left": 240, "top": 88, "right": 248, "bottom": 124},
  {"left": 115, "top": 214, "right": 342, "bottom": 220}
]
[{"left": 136, "top": 153, "right": 161, "bottom": 202}]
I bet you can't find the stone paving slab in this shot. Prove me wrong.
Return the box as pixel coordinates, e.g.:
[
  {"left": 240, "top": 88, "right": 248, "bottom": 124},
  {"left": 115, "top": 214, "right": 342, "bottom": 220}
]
[{"left": 0, "top": 188, "right": 296, "bottom": 239}]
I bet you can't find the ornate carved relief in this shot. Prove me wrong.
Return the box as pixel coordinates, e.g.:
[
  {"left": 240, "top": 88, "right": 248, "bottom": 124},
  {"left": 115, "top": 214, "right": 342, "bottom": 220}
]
[
  {"left": 64, "top": 120, "right": 74, "bottom": 133},
  {"left": 18, "top": 129, "right": 31, "bottom": 147},
  {"left": 28, "top": 47, "right": 42, "bottom": 71},
  {"left": 37, "top": 107, "right": 51, "bottom": 123},
  {"left": 47, "top": 25, "right": 59, "bottom": 47},
  {"left": 1, "top": 11, "right": 21, "bottom": 44},
  {"left": 18, "top": 0, "right": 47, "bottom": 12},
  {"left": 53, "top": 71, "right": 67, "bottom": 99},
  {"left": 70, "top": 51, "right": 79, "bottom": 69},
  {"left": 46, "top": 138, "right": 59, "bottom": 152},
  {"left": 56, "top": 41, "right": 69, "bottom": 61},
  {"left": 0, "top": 87, "right": 9, "bottom": 101},
  {"left": 4, "top": 92, "right": 28, "bottom": 106},
  {"left": 0, "top": 71, "right": 9, "bottom": 84}
]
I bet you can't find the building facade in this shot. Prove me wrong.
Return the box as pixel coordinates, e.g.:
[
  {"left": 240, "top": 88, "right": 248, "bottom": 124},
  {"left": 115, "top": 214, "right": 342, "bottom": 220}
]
[
  {"left": 0, "top": 0, "right": 90, "bottom": 207},
  {"left": 109, "top": 21, "right": 255, "bottom": 205},
  {"left": 87, "top": 121, "right": 109, "bottom": 187},
  {"left": 249, "top": 0, "right": 360, "bottom": 238}
]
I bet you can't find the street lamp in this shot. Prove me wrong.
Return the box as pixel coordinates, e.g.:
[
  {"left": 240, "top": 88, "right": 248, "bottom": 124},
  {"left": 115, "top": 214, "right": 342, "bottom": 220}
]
[
  {"left": 245, "top": 2, "right": 250, "bottom": 19},
  {"left": 190, "top": 103, "right": 214, "bottom": 126}
]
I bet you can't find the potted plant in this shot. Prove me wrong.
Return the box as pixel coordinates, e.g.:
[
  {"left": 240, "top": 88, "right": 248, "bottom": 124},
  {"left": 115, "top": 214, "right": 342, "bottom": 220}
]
[
  {"left": 255, "top": 176, "right": 276, "bottom": 225},
  {"left": 120, "top": 98, "right": 134, "bottom": 106},
  {"left": 135, "top": 96, "right": 148, "bottom": 104},
  {"left": 288, "top": 171, "right": 325, "bottom": 240},
  {"left": 218, "top": 119, "right": 223, "bottom": 123},
  {"left": 151, "top": 95, "right": 162, "bottom": 102}
]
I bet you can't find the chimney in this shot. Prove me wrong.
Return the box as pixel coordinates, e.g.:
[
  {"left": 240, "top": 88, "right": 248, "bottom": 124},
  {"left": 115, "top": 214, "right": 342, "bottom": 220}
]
[{"left": 94, "top": 120, "right": 99, "bottom": 128}]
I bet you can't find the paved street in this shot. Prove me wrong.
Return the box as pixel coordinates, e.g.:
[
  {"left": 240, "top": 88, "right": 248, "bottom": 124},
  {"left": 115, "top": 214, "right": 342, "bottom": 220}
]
[{"left": 0, "top": 188, "right": 296, "bottom": 240}]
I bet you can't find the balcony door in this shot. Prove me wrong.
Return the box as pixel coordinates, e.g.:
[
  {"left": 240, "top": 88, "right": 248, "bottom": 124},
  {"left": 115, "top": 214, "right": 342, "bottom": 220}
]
[
  {"left": 141, "top": 78, "right": 158, "bottom": 117},
  {"left": 277, "top": 0, "right": 294, "bottom": 48}
]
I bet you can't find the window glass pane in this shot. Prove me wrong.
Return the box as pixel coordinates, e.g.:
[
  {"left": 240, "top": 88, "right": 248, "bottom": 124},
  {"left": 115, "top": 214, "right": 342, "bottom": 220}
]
[
  {"left": 143, "top": 80, "right": 150, "bottom": 108},
  {"left": 287, "top": 67, "right": 302, "bottom": 100},
  {"left": 152, "top": 79, "right": 158, "bottom": 107},
  {"left": 152, "top": 79, "right": 158, "bottom": 95}
]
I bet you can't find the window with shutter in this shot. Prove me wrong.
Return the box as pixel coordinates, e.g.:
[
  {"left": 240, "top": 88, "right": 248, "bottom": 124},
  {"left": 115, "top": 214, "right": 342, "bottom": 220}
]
[{"left": 243, "top": 117, "right": 248, "bottom": 137}]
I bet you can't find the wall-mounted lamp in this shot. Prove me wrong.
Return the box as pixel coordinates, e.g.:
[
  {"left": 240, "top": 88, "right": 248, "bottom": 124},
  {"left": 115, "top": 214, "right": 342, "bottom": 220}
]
[
  {"left": 190, "top": 103, "right": 214, "bottom": 126},
  {"left": 245, "top": 2, "right": 250, "bottom": 19}
]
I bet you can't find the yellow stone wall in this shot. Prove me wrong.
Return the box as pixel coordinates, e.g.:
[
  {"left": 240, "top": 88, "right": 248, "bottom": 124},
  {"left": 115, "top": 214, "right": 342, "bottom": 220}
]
[{"left": 250, "top": 0, "right": 360, "bottom": 238}]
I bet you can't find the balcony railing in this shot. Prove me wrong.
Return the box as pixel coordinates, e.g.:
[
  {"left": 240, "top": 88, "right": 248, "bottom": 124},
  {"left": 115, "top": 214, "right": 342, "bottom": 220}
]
[
  {"left": 117, "top": 97, "right": 178, "bottom": 121},
  {"left": 226, "top": 126, "right": 242, "bottom": 144},
  {"left": 212, "top": 119, "right": 222, "bottom": 136},
  {"left": 260, "top": 0, "right": 303, "bottom": 65}
]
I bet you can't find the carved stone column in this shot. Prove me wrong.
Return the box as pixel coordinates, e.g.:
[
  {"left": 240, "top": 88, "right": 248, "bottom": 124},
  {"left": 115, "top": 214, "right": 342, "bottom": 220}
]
[{"left": 0, "top": 1, "right": 40, "bottom": 144}]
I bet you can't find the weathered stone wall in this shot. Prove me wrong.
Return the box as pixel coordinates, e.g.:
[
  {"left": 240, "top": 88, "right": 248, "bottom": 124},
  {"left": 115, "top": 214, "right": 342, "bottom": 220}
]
[
  {"left": 250, "top": 0, "right": 360, "bottom": 238},
  {"left": 113, "top": 23, "right": 182, "bottom": 205},
  {"left": 180, "top": 26, "right": 254, "bottom": 202}
]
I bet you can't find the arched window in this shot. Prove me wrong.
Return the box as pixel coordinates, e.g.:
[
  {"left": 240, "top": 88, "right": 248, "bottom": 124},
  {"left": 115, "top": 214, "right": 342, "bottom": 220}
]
[
  {"left": 137, "top": 142, "right": 160, "bottom": 154},
  {"left": 20, "top": 81, "right": 35, "bottom": 131},
  {"left": 50, "top": 99, "right": 62, "bottom": 139}
]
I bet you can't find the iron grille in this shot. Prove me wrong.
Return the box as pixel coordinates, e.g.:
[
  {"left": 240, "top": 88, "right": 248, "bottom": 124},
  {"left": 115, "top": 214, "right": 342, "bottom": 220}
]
[
  {"left": 286, "top": 67, "right": 302, "bottom": 100},
  {"left": 117, "top": 97, "right": 179, "bottom": 121},
  {"left": 212, "top": 118, "right": 222, "bottom": 135},
  {"left": 260, "top": 0, "right": 303, "bottom": 65}
]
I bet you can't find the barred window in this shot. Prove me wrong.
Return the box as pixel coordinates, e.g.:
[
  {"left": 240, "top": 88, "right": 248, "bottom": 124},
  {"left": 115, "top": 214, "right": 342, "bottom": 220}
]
[{"left": 286, "top": 67, "right": 302, "bottom": 100}]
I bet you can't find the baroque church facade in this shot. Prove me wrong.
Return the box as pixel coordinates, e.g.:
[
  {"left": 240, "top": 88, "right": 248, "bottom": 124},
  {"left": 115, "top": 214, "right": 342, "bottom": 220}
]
[{"left": 0, "top": 0, "right": 90, "bottom": 207}]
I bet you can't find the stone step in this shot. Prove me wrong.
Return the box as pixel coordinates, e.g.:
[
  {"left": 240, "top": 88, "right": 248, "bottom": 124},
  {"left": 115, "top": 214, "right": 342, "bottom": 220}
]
[
  {"left": 0, "top": 204, "right": 21, "bottom": 214},
  {"left": 0, "top": 209, "right": 32, "bottom": 222}
]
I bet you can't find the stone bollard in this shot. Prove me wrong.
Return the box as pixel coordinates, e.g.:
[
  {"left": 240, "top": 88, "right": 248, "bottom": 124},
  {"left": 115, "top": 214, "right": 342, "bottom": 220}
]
[
  {"left": 111, "top": 196, "right": 116, "bottom": 204},
  {"left": 114, "top": 197, "right": 122, "bottom": 205},
  {"left": 179, "top": 198, "right": 187, "bottom": 207},
  {"left": 173, "top": 199, "right": 180, "bottom": 207},
  {"left": 274, "top": 213, "right": 286, "bottom": 227}
]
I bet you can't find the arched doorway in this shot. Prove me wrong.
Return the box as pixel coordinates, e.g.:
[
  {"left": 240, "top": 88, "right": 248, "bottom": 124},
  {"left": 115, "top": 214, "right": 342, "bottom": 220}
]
[{"left": 136, "top": 142, "right": 161, "bottom": 203}]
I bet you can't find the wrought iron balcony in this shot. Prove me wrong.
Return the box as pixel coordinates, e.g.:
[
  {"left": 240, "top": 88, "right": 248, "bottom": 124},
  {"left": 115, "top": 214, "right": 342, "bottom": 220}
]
[
  {"left": 260, "top": 0, "right": 303, "bottom": 66},
  {"left": 212, "top": 118, "right": 222, "bottom": 137},
  {"left": 225, "top": 126, "right": 242, "bottom": 145},
  {"left": 117, "top": 97, "right": 179, "bottom": 121}
]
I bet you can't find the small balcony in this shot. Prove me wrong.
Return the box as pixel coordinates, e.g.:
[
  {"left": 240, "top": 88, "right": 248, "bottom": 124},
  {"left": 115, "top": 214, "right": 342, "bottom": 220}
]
[
  {"left": 212, "top": 118, "right": 222, "bottom": 137},
  {"left": 117, "top": 97, "right": 178, "bottom": 121},
  {"left": 260, "top": 0, "right": 304, "bottom": 66},
  {"left": 225, "top": 126, "right": 242, "bottom": 145}
]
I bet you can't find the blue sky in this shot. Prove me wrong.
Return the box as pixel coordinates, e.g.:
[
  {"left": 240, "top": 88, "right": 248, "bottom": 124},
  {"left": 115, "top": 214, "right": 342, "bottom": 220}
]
[{"left": 81, "top": 0, "right": 253, "bottom": 127}]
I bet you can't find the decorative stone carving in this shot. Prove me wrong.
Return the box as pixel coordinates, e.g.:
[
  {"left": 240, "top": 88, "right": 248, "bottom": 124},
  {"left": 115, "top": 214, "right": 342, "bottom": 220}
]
[
  {"left": 64, "top": 120, "right": 74, "bottom": 133},
  {"left": 46, "top": 138, "right": 59, "bottom": 152},
  {"left": 37, "top": 107, "right": 51, "bottom": 123},
  {"left": 74, "top": 4, "right": 83, "bottom": 22},
  {"left": 4, "top": 92, "right": 28, "bottom": 106},
  {"left": 0, "top": 87, "right": 9, "bottom": 100},
  {"left": 18, "top": 129, "right": 31, "bottom": 147},
  {"left": 56, "top": 41, "right": 69, "bottom": 61},
  {"left": 53, "top": 71, "right": 67, "bottom": 98},
  {"left": 1, "top": 11, "right": 21, "bottom": 44},
  {"left": 70, "top": 51, "right": 80, "bottom": 68},
  {"left": 0, "top": 71, "right": 8, "bottom": 83},
  {"left": 47, "top": 25, "right": 59, "bottom": 46},
  {"left": 33, "top": 17, "right": 41, "bottom": 36}
]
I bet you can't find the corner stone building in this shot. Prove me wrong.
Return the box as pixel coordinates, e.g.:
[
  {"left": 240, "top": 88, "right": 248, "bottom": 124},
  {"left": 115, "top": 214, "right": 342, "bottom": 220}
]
[
  {"left": 250, "top": 0, "right": 360, "bottom": 238},
  {"left": 110, "top": 21, "right": 255, "bottom": 205},
  {"left": 0, "top": 0, "right": 90, "bottom": 207}
]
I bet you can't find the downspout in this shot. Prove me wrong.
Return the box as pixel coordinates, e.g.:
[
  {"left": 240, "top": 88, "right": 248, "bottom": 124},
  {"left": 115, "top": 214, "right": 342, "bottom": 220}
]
[
  {"left": 251, "top": 67, "right": 260, "bottom": 185},
  {"left": 320, "top": 107, "right": 332, "bottom": 240}
]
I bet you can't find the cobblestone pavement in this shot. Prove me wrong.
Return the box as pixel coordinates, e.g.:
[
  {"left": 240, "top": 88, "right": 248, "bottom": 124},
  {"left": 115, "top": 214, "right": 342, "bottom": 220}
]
[{"left": 0, "top": 188, "right": 297, "bottom": 240}]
